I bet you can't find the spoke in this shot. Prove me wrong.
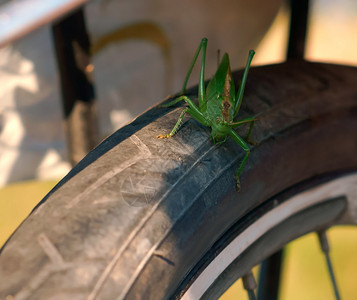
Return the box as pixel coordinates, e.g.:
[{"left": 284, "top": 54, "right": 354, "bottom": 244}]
[
  {"left": 243, "top": 270, "right": 257, "bottom": 300},
  {"left": 257, "top": 249, "right": 284, "bottom": 300},
  {"left": 317, "top": 230, "right": 341, "bottom": 300}
]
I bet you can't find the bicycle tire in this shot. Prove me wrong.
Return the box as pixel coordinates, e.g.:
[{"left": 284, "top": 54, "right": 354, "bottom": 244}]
[{"left": 0, "top": 61, "right": 356, "bottom": 299}]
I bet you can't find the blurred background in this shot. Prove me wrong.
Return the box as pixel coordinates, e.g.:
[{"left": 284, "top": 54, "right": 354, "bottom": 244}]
[{"left": 0, "top": 0, "right": 356, "bottom": 298}]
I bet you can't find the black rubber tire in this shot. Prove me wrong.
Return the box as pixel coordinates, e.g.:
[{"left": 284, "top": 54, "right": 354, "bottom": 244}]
[{"left": 0, "top": 61, "right": 356, "bottom": 300}]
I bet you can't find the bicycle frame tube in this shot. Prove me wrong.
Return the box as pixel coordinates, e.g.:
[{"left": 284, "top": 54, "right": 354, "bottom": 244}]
[{"left": 0, "top": 0, "right": 88, "bottom": 48}]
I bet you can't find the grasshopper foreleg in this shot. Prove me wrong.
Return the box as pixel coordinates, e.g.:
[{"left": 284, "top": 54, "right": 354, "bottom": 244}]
[
  {"left": 228, "top": 129, "right": 251, "bottom": 191},
  {"left": 232, "top": 117, "right": 257, "bottom": 145},
  {"left": 160, "top": 96, "right": 186, "bottom": 108},
  {"left": 157, "top": 108, "right": 189, "bottom": 138},
  {"left": 158, "top": 96, "right": 209, "bottom": 139},
  {"left": 246, "top": 120, "right": 256, "bottom": 145}
]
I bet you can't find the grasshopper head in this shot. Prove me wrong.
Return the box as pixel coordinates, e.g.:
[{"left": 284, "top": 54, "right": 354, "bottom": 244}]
[{"left": 211, "top": 121, "right": 231, "bottom": 141}]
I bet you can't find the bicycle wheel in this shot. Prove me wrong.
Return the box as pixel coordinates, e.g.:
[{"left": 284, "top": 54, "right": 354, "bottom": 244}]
[{"left": 0, "top": 61, "right": 356, "bottom": 299}]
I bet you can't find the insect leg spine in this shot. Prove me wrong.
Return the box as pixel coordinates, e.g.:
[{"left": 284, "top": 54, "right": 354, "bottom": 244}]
[{"left": 171, "top": 107, "right": 188, "bottom": 135}]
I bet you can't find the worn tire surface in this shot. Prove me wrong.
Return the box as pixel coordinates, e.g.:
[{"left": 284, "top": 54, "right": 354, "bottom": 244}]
[{"left": 0, "top": 61, "right": 356, "bottom": 299}]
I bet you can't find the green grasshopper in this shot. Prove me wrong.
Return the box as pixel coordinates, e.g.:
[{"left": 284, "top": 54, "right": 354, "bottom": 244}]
[{"left": 158, "top": 38, "right": 255, "bottom": 190}]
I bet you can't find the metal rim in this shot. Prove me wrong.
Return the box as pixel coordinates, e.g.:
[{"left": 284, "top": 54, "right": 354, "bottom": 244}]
[{"left": 181, "top": 173, "right": 357, "bottom": 299}]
